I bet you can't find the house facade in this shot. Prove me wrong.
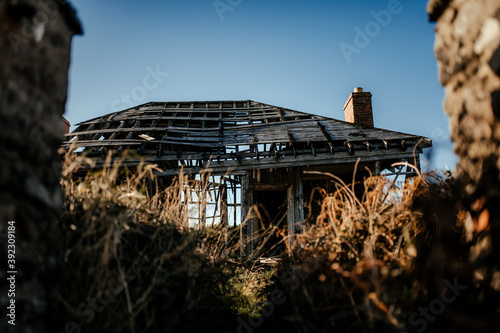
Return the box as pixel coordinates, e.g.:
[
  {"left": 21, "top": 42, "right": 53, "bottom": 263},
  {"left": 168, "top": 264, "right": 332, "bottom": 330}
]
[{"left": 65, "top": 88, "right": 431, "bottom": 255}]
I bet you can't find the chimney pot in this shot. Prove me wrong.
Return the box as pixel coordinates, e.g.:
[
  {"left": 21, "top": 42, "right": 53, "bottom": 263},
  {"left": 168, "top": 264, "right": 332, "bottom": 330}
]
[{"left": 343, "top": 88, "right": 374, "bottom": 127}]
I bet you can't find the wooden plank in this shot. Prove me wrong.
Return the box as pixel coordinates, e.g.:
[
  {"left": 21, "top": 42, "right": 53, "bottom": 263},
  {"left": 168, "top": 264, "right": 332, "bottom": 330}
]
[
  {"left": 70, "top": 140, "right": 425, "bottom": 167},
  {"left": 71, "top": 102, "right": 430, "bottom": 151},
  {"left": 68, "top": 117, "right": 432, "bottom": 150},
  {"left": 200, "top": 174, "right": 207, "bottom": 228},
  {"left": 287, "top": 184, "right": 294, "bottom": 246},
  {"left": 71, "top": 117, "right": 323, "bottom": 136},
  {"left": 240, "top": 172, "right": 254, "bottom": 258},
  {"left": 294, "top": 167, "right": 304, "bottom": 233},
  {"left": 220, "top": 183, "right": 228, "bottom": 229},
  {"left": 148, "top": 151, "right": 422, "bottom": 176}
]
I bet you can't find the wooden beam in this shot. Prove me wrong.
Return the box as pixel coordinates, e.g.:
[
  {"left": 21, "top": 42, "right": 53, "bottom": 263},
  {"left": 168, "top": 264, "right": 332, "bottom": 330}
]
[
  {"left": 278, "top": 108, "right": 285, "bottom": 122},
  {"left": 240, "top": 172, "right": 254, "bottom": 259},
  {"left": 287, "top": 132, "right": 297, "bottom": 156},
  {"left": 85, "top": 149, "right": 422, "bottom": 176},
  {"left": 310, "top": 143, "right": 316, "bottom": 156},
  {"left": 294, "top": 167, "right": 304, "bottom": 233},
  {"left": 220, "top": 183, "right": 228, "bottom": 229},
  {"left": 287, "top": 184, "right": 294, "bottom": 247},
  {"left": 200, "top": 174, "right": 207, "bottom": 228},
  {"left": 317, "top": 122, "right": 335, "bottom": 154},
  {"left": 345, "top": 141, "right": 354, "bottom": 155}
]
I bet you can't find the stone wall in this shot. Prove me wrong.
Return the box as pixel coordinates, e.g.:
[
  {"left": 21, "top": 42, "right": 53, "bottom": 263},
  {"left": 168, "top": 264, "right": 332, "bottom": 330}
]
[
  {"left": 0, "top": 0, "right": 81, "bottom": 332},
  {"left": 429, "top": 0, "right": 500, "bottom": 226},
  {"left": 428, "top": 3, "right": 500, "bottom": 330}
]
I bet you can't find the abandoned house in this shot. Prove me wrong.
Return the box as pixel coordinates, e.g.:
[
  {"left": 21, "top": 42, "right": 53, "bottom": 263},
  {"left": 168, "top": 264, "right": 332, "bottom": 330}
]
[{"left": 64, "top": 87, "right": 432, "bottom": 254}]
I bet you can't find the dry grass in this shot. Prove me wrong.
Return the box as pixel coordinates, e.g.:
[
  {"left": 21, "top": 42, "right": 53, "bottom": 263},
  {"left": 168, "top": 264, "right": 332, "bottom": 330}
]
[
  {"left": 260, "top": 170, "right": 500, "bottom": 333},
  {"left": 299, "top": 170, "right": 425, "bottom": 264},
  {"left": 255, "top": 171, "right": 428, "bottom": 332},
  {"left": 56, "top": 151, "right": 265, "bottom": 332},
  {"left": 56, "top": 150, "right": 499, "bottom": 332}
]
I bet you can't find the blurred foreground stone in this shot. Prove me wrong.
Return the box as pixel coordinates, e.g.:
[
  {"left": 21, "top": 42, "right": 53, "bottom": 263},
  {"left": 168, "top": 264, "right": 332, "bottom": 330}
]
[
  {"left": 0, "top": 1, "right": 81, "bottom": 332},
  {"left": 429, "top": 0, "right": 500, "bottom": 205},
  {"left": 428, "top": 0, "right": 500, "bottom": 331}
]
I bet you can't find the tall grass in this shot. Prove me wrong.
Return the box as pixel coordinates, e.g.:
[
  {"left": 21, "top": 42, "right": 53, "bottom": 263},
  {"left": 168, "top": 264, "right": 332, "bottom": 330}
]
[
  {"left": 57, "top": 151, "right": 499, "bottom": 332},
  {"left": 254, "top": 171, "right": 427, "bottom": 332},
  {"left": 300, "top": 170, "right": 425, "bottom": 264},
  {"left": 56, "top": 152, "right": 264, "bottom": 332}
]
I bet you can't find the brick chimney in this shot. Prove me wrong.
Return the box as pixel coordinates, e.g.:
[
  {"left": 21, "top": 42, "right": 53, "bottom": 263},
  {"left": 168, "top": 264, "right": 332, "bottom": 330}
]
[
  {"left": 62, "top": 116, "right": 70, "bottom": 134},
  {"left": 343, "top": 87, "right": 374, "bottom": 127}
]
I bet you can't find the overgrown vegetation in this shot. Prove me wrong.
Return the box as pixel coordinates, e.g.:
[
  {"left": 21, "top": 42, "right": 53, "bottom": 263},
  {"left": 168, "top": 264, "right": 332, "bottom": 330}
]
[
  {"left": 58, "top": 153, "right": 246, "bottom": 333},
  {"left": 56, "top": 152, "right": 500, "bottom": 333}
]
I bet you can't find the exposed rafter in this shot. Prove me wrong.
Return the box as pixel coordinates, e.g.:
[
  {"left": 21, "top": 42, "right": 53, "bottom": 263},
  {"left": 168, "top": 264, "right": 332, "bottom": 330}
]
[{"left": 63, "top": 100, "right": 432, "bottom": 175}]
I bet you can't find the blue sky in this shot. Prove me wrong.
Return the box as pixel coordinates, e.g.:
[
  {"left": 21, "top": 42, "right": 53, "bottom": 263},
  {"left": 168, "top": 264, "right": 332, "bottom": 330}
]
[{"left": 66, "top": 0, "right": 456, "bottom": 171}]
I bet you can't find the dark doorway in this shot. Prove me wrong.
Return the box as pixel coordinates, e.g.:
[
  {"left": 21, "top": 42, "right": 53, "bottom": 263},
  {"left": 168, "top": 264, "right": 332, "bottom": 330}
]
[{"left": 253, "top": 189, "right": 287, "bottom": 256}]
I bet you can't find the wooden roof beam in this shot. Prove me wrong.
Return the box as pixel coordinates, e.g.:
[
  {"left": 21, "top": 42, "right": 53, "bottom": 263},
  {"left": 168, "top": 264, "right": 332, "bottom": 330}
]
[
  {"left": 400, "top": 139, "right": 407, "bottom": 151},
  {"left": 248, "top": 106, "right": 253, "bottom": 125},
  {"left": 263, "top": 109, "right": 269, "bottom": 123},
  {"left": 345, "top": 140, "right": 354, "bottom": 155},
  {"left": 118, "top": 120, "right": 135, "bottom": 153},
  {"left": 157, "top": 144, "right": 163, "bottom": 158},
  {"left": 278, "top": 108, "right": 285, "bottom": 122},
  {"left": 317, "top": 122, "right": 335, "bottom": 155},
  {"left": 161, "top": 130, "right": 170, "bottom": 141},
  {"left": 185, "top": 107, "right": 193, "bottom": 128},
  {"left": 287, "top": 132, "right": 297, "bottom": 156},
  {"left": 363, "top": 141, "right": 372, "bottom": 151},
  {"left": 92, "top": 122, "right": 111, "bottom": 140},
  {"left": 167, "top": 112, "right": 176, "bottom": 128},
  {"left": 108, "top": 121, "right": 126, "bottom": 140},
  {"left": 74, "top": 122, "right": 95, "bottom": 139},
  {"left": 382, "top": 139, "right": 389, "bottom": 150},
  {"left": 235, "top": 145, "right": 242, "bottom": 163},
  {"left": 201, "top": 110, "right": 207, "bottom": 129},
  {"left": 269, "top": 142, "right": 276, "bottom": 154},
  {"left": 151, "top": 108, "right": 162, "bottom": 129},
  {"left": 85, "top": 149, "right": 420, "bottom": 173},
  {"left": 218, "top": 115, "right": 224, "bottom": 137},
  {"left": 76, "top": 123, "right": 95, "bottom": 141},
  {"left": 310, "top": 143, "right": 316, "bottom": 156},
  {"left": 252, "top": 143, "right": 260, "bottom": 159}
]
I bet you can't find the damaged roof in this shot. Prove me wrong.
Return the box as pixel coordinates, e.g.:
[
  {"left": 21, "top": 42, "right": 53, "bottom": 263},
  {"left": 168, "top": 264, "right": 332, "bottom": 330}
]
[{"left": 64, "top": 100, "right": 432, "bottom": 175}]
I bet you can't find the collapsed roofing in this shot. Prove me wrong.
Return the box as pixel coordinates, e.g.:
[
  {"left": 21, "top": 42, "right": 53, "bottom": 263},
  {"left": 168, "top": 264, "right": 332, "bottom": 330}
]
[{"left": 64, "top": 92, "right": 431, "bottom": 176}]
